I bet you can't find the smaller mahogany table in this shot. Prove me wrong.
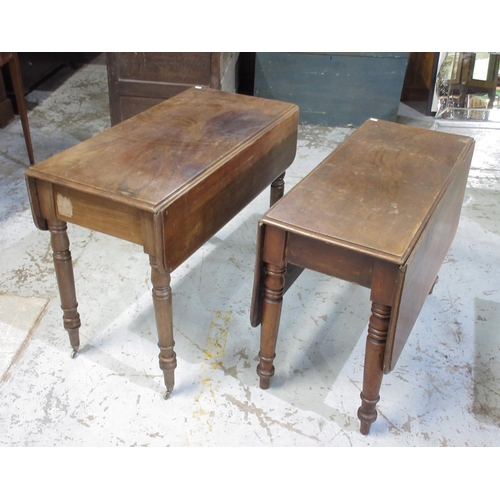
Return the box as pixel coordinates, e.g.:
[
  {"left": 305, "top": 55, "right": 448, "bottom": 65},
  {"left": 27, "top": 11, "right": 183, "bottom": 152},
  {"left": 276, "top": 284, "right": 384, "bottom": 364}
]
[
  {"left": 25, "top": 87, "right": 299, "bottom": 399},
  {"left": 250, "top": 118, "right": 474, "bottom": 434}
]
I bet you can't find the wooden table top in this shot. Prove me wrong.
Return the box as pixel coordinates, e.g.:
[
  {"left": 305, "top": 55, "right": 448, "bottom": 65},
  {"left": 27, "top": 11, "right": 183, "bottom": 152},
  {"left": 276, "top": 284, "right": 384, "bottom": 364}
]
[
  {"left": 25, "top": 87, "right": 298, "bottom": 212},
  {"left": 263, "top": 119, "right": 474, "bottom": 265}
]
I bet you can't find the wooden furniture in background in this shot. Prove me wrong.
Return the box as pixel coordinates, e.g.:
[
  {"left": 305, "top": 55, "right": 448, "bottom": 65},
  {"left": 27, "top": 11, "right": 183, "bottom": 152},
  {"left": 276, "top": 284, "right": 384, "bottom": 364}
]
[
  {"left": 106, "top": 52, "right": 239, "bottom": 125},
  {"left": 254, "top": 52, "right": 409, "bottom": 126},
  {"left": 25, "top": 87, "right": 298, "bottom": 398},
  {"left": 0, "top": 52, "right": 35, "bottom": 165},
  {"left": 250, "top": 119, "right": 474, "bottom": 434},
  {"left": 401, "top": 52, "right": 438, "bottom": 100},
  {"left": 0, "top": 58, "right": 15, "bottom": 127},
  {"left": 1, "top": 53, "right": 92, "bottom": 95},
  {"left": 446, "top": 52, "right": 500, "bottom": 109},
  {"left": 401, "top": 52, "right": 439, "bottom": 114}
]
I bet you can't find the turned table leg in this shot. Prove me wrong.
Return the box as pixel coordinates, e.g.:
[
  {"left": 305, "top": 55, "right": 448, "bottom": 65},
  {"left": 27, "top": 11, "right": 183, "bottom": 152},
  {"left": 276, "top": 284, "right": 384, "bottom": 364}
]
[
  {"left": 357, "top": 302, "right": 391, "bottom": 435},
  {"left": 150, "top": 256, "right": 177, "bottom": 399},
  {"left": 257, "top": 262, "right": 286, "bottom": 389},
  {"left": 48, "top": 219, "right": 81, "bottom": 357},
  {"left": 270, "top": 172, "right": 286, "bottom": 206}
]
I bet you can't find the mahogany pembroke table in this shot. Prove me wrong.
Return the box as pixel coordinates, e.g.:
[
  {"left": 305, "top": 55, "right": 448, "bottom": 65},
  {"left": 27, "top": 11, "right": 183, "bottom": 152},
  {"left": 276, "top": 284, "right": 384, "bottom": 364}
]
[
  {"left": 25, "top": 87, "right": 299, "bottom": 399},
  {"left": 250, "top": 118, "right": 474, "bottom": 434}
]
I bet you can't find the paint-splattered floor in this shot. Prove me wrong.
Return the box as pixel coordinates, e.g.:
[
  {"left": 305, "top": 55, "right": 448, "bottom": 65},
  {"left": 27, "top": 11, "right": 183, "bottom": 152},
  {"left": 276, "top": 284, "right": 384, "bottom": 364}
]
[{"left": 1, "top": 55, "right": 499, "bottom": 447}]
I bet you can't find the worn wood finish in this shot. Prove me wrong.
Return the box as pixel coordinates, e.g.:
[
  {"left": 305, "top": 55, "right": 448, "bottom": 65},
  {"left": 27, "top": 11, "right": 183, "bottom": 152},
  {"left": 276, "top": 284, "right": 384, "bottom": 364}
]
[
  {"left": 384, "top": 146, "right": 473, "bottom": 373},
  {"left": 250, "top": 118, "right": 474, "bottom": 434},
  {"left": 106, "top": 53, "right": 239, "bottom": 125},
  {"left": 25, "top": 87, "right": 299, "bottom": 396},
  {"left": 358, "top": 302, "right": 392, "bottom": 434},
  {"left": 48, "top": 219, "right": 81, "bottom": 355},
  {"left": 256, "top": 225, "right": 287, "bottom": 389}
]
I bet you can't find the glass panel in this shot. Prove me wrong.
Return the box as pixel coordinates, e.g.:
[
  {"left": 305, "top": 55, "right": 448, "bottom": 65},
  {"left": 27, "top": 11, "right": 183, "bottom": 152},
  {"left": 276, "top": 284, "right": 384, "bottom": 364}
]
[
  {"left": 472, "top": 53, "right": 490, "bottom": 81},
  {"left": 434, "top": 52, "right": 500, "bottom": 122}
]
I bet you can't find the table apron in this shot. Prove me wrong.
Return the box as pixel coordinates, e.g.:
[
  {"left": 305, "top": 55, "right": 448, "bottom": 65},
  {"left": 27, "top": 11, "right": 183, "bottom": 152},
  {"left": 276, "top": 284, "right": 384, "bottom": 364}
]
[
  {"left": 286, "top": 232, "right": 375, "bottom": 289},
  {"left": 47, "top": 183, "right": 144, "bottom": 245}
]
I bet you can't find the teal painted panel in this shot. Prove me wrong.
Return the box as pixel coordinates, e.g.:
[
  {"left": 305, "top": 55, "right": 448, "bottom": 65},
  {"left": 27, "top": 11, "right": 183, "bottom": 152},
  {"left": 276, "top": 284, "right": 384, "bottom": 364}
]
[{"left": 254, "top": 52, "right": 409, "bottom": 127}]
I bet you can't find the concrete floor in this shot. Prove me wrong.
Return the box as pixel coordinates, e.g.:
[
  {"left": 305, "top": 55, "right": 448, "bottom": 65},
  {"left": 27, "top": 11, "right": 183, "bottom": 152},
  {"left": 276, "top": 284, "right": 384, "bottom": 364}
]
[{"left": 1, "top": 56, "right": 499, "bottom": 447}]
